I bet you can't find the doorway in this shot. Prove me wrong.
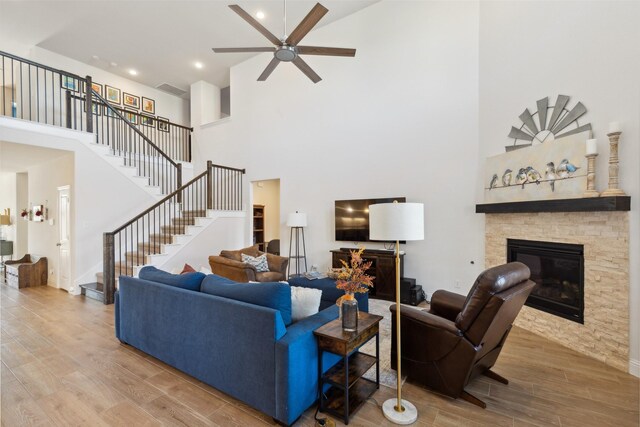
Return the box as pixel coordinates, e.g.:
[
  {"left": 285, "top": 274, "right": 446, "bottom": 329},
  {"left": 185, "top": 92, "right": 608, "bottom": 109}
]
[
  {"left": 57, "top": 185, "right": 71, "bottom": 291},
  {"left": 251, "top": 179, "right": 280, "bottom": 255}
]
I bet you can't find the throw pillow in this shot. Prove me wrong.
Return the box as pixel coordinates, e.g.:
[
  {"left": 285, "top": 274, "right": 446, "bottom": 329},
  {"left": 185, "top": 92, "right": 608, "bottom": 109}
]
[
  {"left": 138, "top": 266, "right": 205, "bottom": 292},
  {"left": 291, "top": 286, "right": 322, "bottom": 322},
  {"left": 241, "top": 253, "right": 269, "bottom": 272},
  {"left": 180, "top": 264, "right": 196, "bottom": 274}
]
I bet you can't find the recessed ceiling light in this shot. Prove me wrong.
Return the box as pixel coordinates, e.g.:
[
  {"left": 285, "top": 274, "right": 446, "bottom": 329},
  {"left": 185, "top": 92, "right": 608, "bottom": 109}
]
[
  {"left": 110, "top": 62, "right": 118, "bottom": 67},
  {"left": 91, "top": 55, "right": 99, "bottom": 60},
  {"left": 128, "top": 69, "right": 138, "bottom": 76},
  {"left": 256, "top": 11, "right": 265, "bottom": 19},
  {"left": 194, "top": 62, "right": 204, "bottom": 69}
]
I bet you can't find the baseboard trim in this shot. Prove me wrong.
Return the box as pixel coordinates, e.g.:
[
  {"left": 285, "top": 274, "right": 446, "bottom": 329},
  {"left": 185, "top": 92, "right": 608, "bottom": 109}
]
[{"left": 630, "top": 359, "right": 640, "bottom": 378}]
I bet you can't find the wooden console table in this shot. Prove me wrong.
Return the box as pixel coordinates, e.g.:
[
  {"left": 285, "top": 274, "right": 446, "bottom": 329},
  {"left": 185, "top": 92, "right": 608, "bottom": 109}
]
[{"left": 331, "top": 248, "right": 404, "bottom": 301}]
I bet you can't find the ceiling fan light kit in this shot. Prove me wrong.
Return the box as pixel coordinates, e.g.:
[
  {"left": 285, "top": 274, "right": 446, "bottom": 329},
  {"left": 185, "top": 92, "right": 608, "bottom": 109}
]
[{"left": 213, "top": 2, "right": 356, "bottom": 83}]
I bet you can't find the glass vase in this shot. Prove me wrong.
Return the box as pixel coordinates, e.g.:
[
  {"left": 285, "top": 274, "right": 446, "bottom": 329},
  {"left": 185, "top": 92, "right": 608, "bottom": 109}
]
[{"left": 341, "top": 292, "right": 358, "bottom": 332}]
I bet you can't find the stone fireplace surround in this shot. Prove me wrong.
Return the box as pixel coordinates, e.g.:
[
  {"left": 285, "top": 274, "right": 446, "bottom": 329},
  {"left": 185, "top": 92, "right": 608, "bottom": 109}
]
[{"left": 479, "top": 198, "right": 630, "bottom": 372}]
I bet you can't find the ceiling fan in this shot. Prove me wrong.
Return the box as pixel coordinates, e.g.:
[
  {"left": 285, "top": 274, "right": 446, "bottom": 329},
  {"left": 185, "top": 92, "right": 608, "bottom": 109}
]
[{"left": 212, "top": 2, "right": 356, "bottom": 83}]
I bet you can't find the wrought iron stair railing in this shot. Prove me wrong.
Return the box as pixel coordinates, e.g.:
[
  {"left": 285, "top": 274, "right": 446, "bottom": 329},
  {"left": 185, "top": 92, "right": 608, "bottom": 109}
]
[{"left": 102, "top": 161, "right": 245, "bottom": 304}]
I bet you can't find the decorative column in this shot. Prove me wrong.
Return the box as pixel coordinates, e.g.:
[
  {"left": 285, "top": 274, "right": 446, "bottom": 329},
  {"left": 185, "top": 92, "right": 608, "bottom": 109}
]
[
  {"left": 583, "top": 153, "right": 599, "bottom": 197},
  {"left": 601, "top": 131, "right": 627, "bottom": 196}
]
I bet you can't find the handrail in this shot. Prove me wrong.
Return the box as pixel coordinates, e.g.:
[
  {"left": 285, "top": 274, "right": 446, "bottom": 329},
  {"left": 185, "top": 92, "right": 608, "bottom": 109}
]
[
  {"left": 0, "top": 50, "right": 85, "bottom": 81},
  {"left": 102, "top": 161, "right": 245, "bottom": 304},
  {"left": 91, "top": 90, "right": 179, "bottom": 168},
  {"left": 110, "top": 170, "right": 207, "bottom": 235}
]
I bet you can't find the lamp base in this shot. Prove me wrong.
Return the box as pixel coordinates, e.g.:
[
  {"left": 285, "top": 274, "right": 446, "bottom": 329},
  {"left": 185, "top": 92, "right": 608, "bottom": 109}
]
[{"left": 382, "top": 398, "right": 418, "bottom": 425}]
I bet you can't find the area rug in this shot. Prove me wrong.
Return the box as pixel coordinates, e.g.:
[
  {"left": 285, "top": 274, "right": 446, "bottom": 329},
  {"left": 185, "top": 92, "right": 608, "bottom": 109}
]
[{"left": 360, "top": 299, "right": 407, "bottom": 389}]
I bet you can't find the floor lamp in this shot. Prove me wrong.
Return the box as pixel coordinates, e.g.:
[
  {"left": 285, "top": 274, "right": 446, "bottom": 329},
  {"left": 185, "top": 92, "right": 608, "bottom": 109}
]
[
  {"left": 369, "top": 201, "right": 424, "bottom": 425},
  {"left": 286, "top": 211, "right": 307, "bottom": 278}
]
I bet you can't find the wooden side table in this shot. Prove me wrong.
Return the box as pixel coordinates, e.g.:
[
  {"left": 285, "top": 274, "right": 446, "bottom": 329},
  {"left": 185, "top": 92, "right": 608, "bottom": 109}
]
[{"left": 314, "top": 312, "right": 383, "bottom": 425}]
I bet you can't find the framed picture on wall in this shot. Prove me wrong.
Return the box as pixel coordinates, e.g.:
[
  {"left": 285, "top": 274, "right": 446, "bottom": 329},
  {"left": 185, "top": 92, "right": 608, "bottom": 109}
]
[
  {"left": 142, "top": 97, "right": 155, "bottom": 114},
  {"left": 61, "top": 75, "right": 79, "bottom": 92},
  {"left": 85, "top": 102, "right": 101, "bottom": 116},
  {"left": 83, "top": 82, "right": 103, "bottom": 96},
  {"left": 124, "top": 108, "right": 138, "bottom": 125},
  {"left": 157, "top": 116, "right": 169, "bottom": 132},
  {"left": 104, "top": 105, "right": 117, "bottom": 117},
  {"left": 105, "top": 85, "right": 121, "bottom": 104},
  {"left": 140, "top": 115, "right": 155, "bottom": 126},
  {"left": 123, "top": 93, "right": 140, "bottom": 109}
]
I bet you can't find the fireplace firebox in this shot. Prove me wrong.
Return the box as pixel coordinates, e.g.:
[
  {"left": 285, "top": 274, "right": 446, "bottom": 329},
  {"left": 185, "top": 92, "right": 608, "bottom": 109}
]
[{"left": 507, "top": 239, "right": 584, "bottom": 324}]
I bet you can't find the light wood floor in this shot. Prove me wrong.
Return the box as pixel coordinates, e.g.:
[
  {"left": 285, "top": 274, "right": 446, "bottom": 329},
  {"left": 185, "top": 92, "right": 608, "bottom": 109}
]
[{"left": 1, "top": 284, "right": 638, "bottom": 427}]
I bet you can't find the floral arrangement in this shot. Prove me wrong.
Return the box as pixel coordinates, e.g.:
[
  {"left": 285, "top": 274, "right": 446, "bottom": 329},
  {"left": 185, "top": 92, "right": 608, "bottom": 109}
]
[
  {"left": 336, "top": 247, "right": 374, "bottom": 294},
  {"left": 35, "top": 209, "right": 42, "bottom": 217},
  {"left": 20, "top": 209, "right": 28, "bottom": 218}
]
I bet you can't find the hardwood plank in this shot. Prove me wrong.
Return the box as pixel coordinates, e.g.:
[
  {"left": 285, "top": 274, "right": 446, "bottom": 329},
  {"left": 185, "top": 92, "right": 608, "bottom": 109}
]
[
  {"left": 142, "top": 394, "right": 215, "bottom": 427},
  {"left": 59, "top": 370, "right": 127, "bottom": 414},
  {"left": 207, "top": 402, "right": 271, "bottom": 426},
  {"left": 145, "top": 371, "right": 225, "bottom": 417},
  {"left": 0, "top": 377, "right": 54, "bottom": 426},
  {"left": 100, "top": 401, "right": 162, "bottom": 426},
  {"left": 11, "top": 360, "right": 62, "bottom": 400},
  {"left": 1, "top": 340, "right": 36, "bottom": 369},
  {"left": 37, "top": 389, "right": 111, "bottom": 427}
]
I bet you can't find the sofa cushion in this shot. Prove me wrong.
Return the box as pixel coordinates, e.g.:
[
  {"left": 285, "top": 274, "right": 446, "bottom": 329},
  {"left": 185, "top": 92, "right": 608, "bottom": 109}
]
[
  {"left": 201, "top": 277, "right": 292, "bottom": 325},
  {"left": 291, "top": 286, "right": 322, "bottom": 322},
  {"left": 220, "top": 244, "right": 261, "bottom": 262},
  {"left": 242, "top": 253, "right": 269, "bottom": 272},
  {"left": 138, "top": 266, "right": 205, "bottom": 291}
]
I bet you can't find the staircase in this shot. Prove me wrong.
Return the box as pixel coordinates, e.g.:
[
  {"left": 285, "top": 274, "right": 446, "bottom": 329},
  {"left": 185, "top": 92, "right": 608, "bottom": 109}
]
[{"left": 0, "top": 51, "right": 245, "bottom": 304}]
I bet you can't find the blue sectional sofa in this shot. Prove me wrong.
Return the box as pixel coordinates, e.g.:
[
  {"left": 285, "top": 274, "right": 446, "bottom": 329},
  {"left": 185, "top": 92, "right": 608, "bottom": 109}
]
[{"left": 115, "top": 269, "right": 368, "bottom": 426}]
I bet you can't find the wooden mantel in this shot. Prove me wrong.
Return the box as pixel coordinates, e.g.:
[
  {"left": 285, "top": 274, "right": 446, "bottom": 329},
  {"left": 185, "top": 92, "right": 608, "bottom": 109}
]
[{"left": 476, "top": 196, "right": 630, "bottom": 214}]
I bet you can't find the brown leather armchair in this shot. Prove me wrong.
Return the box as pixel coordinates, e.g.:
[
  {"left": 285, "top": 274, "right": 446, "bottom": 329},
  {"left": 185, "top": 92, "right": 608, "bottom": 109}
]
[
  {"left": 391, "top": 262, "right": 535, "bottom": 408},
  {"left": 208, "top": 244, "right": 289, "bottom": 282}
]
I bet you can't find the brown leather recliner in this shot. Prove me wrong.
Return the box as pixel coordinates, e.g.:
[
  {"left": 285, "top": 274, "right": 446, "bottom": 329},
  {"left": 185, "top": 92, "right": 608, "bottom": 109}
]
[
  {"left": 209, "top": 244, "right": 289, "bottom": 282},
  {"left": 391, "top": 262, "right": 535, "bottom": 408}
]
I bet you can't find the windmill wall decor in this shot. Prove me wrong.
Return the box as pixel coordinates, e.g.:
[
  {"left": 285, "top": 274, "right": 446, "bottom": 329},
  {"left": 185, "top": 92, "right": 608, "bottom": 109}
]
[{"left": 507, "top": 95, "right": 592, "bottom": 152}]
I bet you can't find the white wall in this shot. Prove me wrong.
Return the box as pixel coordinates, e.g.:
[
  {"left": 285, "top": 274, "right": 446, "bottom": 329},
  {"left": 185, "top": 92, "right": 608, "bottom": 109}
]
[
  {"left": 0, "top": 41, "right": 190, "bottom": 125},
  {"left": 478, "top": 0, "right": 640, "bottom": 374},
  {"left": 15, "top": 172, "right": 28, "bottom": 257},
  {"left": 192, "top": 1, "right": 484, "bottom": 290},
  {"left": 26, "top": 153, "right": 74, "bottom": 286},
  {"left": 252, "top": 179, "right": 280, "bottom": 244}
]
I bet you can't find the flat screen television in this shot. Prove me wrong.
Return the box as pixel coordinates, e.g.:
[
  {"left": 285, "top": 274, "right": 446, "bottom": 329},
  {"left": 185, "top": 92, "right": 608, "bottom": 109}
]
[{"left": 335, "top": 197, "right": 406, "bottom": 243}]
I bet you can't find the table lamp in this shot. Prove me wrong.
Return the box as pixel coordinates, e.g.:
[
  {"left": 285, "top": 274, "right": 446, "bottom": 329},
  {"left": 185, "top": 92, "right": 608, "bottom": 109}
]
[{"left": 369, "top": 201, "right": 424, "bottom": 425}]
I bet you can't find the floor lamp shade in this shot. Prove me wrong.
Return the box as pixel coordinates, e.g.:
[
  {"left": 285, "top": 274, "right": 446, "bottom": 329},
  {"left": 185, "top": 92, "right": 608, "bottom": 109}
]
[
  {"left": 369, "top": 203, "right": 424, "bottom": 241},
  {"left": 286, "top": 212, "right": 307, "bottom": 227}
]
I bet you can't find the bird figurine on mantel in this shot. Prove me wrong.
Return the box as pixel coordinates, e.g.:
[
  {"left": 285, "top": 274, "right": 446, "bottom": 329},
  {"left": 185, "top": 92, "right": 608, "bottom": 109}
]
[
  {"left": 545, "top": 162, "right": 558, "bottom": 191},
  {"left": 516, "top": 168, "right": 528, "bottom": 189},
  {"left": 502, "top": 169, "right": 513, "bottom": 187},
  {"left": 489, "top": 174, "right": 498, "bottom": 190},
  {"left": 526, "top": 166, "right": 542, "bottom": 185},
  {"left": 557, "top": 158, "right": 580, "bottom": 179}
]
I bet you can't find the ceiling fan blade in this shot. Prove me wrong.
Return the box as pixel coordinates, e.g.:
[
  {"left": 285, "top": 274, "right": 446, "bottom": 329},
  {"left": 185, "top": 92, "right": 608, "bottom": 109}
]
[
  {"left": 292, "top": 56, "right": 321, "bottom": 83},
  {"left": 285, "top": 3, "right": 328, "bottom": 46},
  {"left": 228, "top": 5, "right": 281, "bottom": 45},
  {"left": 213, "top": 47, "right": 276, "bottom": 53},
  {"left": 257, "top": 58, "right": 280, "bottom": 81},
  {"left": 297, "top": 46, "right": 356, "bottom": 57}
]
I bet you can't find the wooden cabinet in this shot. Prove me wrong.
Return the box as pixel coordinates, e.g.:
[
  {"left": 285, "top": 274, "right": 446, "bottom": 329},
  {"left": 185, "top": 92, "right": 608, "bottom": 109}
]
[
  {"left": 253, "top": 205, "right": 266, "bottom": 251},
  {"left": 331, "top": 248, "right": 404, "bottom": 301}
]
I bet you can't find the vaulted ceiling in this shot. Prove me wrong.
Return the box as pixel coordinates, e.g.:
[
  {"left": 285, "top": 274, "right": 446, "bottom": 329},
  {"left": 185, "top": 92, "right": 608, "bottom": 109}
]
[{"left": 0, "top": 1, "right": 377, "bottom": 91}]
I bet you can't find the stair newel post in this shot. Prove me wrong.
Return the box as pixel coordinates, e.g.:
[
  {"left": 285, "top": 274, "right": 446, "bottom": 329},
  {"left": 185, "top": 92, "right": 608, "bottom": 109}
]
[
  {"left": 176, "top": 163, "right": 183, "bottom": 204},
  {"left": 188, "top": 131, "right": 193, "bottom": 162},
  {"left": 65, "top": 90, "right": 72, "bottom": 129},
  {"left": 85, "top": 75, "right": 93, "bottom": 133},
  {"left": 103, "top": 232, "right": 115, "bottom": 305},
  {"left": 206, "top": 160, "right": 213, "bottom": 211}
]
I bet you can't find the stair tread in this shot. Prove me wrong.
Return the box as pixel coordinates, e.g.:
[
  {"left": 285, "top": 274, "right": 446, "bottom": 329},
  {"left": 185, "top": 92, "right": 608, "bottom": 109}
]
[{"left": 80, "top": 282, "right": 103, "bottom": 292}]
